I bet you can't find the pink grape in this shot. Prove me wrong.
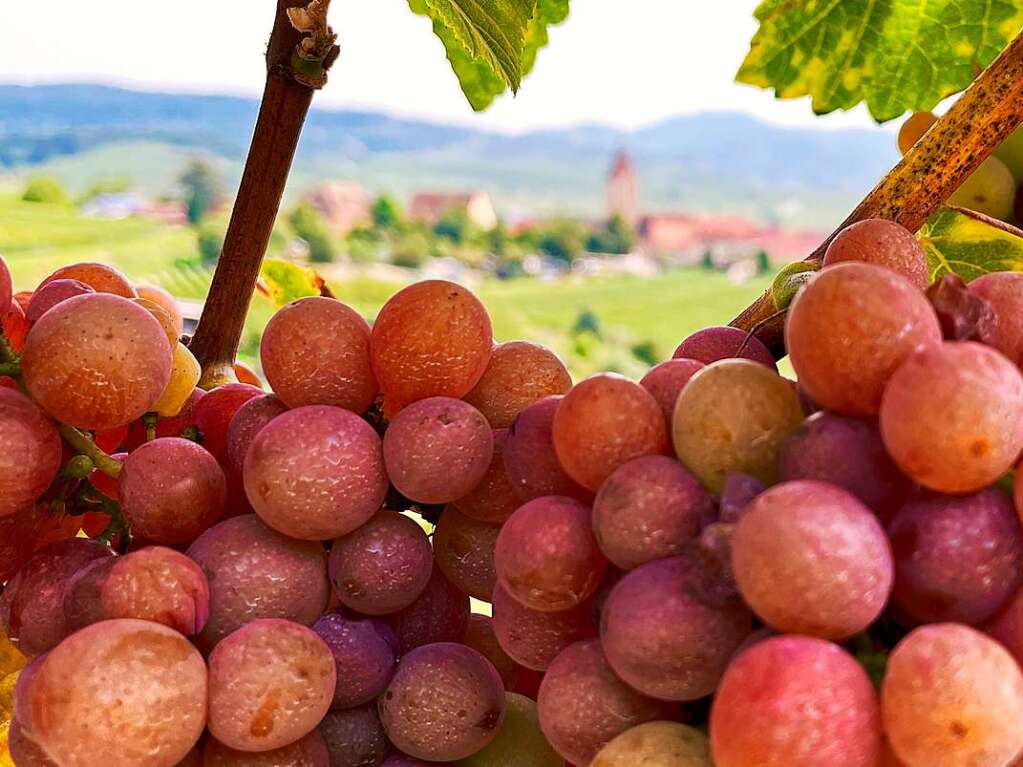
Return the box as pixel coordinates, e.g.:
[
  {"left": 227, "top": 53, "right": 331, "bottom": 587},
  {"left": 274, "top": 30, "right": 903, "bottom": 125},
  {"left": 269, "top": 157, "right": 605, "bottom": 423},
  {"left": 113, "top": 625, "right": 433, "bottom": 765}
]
[
  {"left": 710, "top": 636, "right": 881, "bottom": 767},
  {"left": 378, "top": 642, "right": 505, "bottom": 761},
  {"left": 1, "top": 538, "right": 113, "bottom": 656},
  {"left": 62, "top": 556, "right": 117, "bottom": 631},
  {"left": 492, "top": 584, "right": 596, "bottom": 671},
  {"left": 382, "top": 397, "right": 494, "bottom": 504},
  {"left": 245, "top": 405, "right": 388, "bottom": 540},
  {"left": 823, "top": 218, "right": 928, "bottom": 289},
  {"left": 496, "top": 496, "right": 607, "bottom": 612},
  {"left": 639, "top": 358, "right": 705, "bottom": 430},
  {"left": 21, "top": 293, "right": 173, "bottom": 429},
  {"left": 537, "top": 639, "right": 671, "bottom": 766},
  {"left": 464, "top": 613, "right": 523, "bottom": 687},
  {"left": 880, "top": 341, "right": 1023, "bottom": 493},
  {"left": 451, "top": 428, "right": 521, "bottom": 524},
  {"left": 208, "top": 618, "right": 336, "bottom": 752},
  {"left": 225, "top": 393, "right": 288, "bottom": 474},
  {"left": 553, "top": 374, "right": 669, "bottom": 492},
  {"left": 312, "top": 610, "right": 397, "bottom": 710},
  {"left": 318, "top": 704, "right": 390, "bottom": 767},
  {"left": 889, "top": 488, "right": 1023, "bottom": 626},
  {"left": 190, "top": 383, "right": 263, "bottom": 463},
  {"left": 186, "top": 514, "right": 330, "bottom": 650},
  {"left": 672, "top": 325, "right": 777, "bottom": 370},
  {"left": 433, "top": 505, "right": 500, "bottom": 601},
  {"left": 591, "top": 455, "right": 713, "bottom": 570},
  {"left": 1, "top": 299, "right": 29, "bottom": 353},
  {"left": 25, "top": 278, "right": 94, "bottom": 322},
  {"left": 328, "top": 511, "right": 433, "bottom": 615},
  {"left": 969, "top": 271, "right": 1023, "bottom": 363},
  {"left": 7, "top": 719, "right": 59, "bottom": 767},
  {"left": 882, "top": 624, "right": 1023, "bottom": 767},
  {"left": 203, "top": 731, "right": 330, "bottom": 766},
  {"left": 136, "top": 283, "right": 184, "bottom": 338},
  {"left": 0, "top": 254, "right": 10, "bottom": 314},
  {"left": 261, "top": 296, "right": 379, "bottom": 413},
  {"left": 503, "top": 397, "right": 591, "bottom": 503},
  {"left": 732, "top": 481, "right": 893, "bottom": 640},
  {"left": 18, "top": 618, "right": 207, "bottom": 767},
  {"left": 463, "top": 340, "right": 572, "bottom": 428},
  {"left": 39, "top": 261, "right": 136, "bottom": 298},
  {"left": 786, "top": 262, "right": 941, "bottom": 416},
  {"left": 0, "top": 506, "right": 42, "bottom": 583},
  {"left": 0, "top": 388, "right": 62, "bottom": 517},
  {"left": 601, "top": 554, "right": 752, "bottom": 701},
  {"left": 386, "top": 565, "right": 470, "bottom": 654}
]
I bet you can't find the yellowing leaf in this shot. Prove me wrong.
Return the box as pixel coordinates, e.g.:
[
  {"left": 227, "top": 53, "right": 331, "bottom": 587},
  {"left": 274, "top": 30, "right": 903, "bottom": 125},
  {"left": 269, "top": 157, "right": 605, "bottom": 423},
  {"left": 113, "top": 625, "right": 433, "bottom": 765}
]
[
  {"left": 0, "top": 633, "right": 24, "bottom": 682},
  {"left": 258, "top": 259, "right": 327, "bottom": 309},
  {"left": 918, "top": 207, "right": 1023, "bottom": 281},
  {"left": 0, "top": 669, "right": 20, "bottom": 766}
]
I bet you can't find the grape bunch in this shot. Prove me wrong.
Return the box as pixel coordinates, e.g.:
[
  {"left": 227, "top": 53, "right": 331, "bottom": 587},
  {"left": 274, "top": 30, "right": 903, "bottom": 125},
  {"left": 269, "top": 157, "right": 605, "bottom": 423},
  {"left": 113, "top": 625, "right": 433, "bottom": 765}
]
[{"left": 4, "top": 226, "right": 1023, "bottom": 767}]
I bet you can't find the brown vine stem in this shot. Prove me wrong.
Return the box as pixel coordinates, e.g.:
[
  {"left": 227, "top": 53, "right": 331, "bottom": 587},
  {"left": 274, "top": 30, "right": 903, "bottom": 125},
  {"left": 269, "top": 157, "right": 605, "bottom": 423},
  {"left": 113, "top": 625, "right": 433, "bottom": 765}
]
[
  {"left": 731, "top": 32, "right": 1023, "bottom": 357},
  {"left": 189, "top": 0, "right": 339, "bottom": 387}
]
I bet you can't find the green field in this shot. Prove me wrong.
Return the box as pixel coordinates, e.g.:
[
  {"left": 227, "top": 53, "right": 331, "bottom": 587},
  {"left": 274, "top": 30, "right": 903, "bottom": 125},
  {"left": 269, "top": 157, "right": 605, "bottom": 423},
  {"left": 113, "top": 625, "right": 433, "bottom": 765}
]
[{"left": 0, "top": 195, "right": 776, "bottom": 378}]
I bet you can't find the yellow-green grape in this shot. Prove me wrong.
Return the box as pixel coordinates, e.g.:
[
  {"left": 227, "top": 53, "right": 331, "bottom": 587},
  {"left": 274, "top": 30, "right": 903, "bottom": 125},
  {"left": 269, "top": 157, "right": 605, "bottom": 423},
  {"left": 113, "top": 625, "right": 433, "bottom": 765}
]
[
  {"left": 592, "top": 722, "right": 712, "bottom": 767},
  {"left": 948, "top": 156, "right": 1015, "bottom": 219},
  {"left": 457, "top": 693, "right": 563, "bottom": 767},
  {"left": 673, "top": 360, "right": 803, "bottom": 493},
  {"left": 771, "top": 261, "right": 819, "bottom": 310},
  {"left": 152, "top": 342, "right": 201, "bottom": 417},
  {"left": 995, "top": 124, "right": 1023, "bottom": 181},
  {"left": 897, "top": 112, "right": 937, "bottom": 155},
  {"left": 132, "top": 297, "right": 179, "bottom": 349}
]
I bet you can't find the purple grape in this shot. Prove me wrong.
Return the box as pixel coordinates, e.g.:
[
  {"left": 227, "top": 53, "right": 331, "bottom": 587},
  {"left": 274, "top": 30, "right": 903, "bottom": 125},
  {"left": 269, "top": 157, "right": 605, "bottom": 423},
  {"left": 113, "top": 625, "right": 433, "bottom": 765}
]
[
  {"left": 718, "top": 472, "right": 764, "bottom": 524},
  {"left": 318, "top": 704, "right": 390, "bottom": 767},
  {"left": 386, "top": 566, "right": 470, "bottom": 654},
  {"left": 312, "top": 610, "right": 398, "bottom": 710},
  {"left": 672, "top": 325, "right": 777, "bottom": 371}
]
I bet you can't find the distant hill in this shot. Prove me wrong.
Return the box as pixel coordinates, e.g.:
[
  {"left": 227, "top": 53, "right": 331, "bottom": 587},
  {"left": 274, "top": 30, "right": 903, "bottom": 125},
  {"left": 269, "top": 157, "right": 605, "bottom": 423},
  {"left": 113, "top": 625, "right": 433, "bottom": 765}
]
[{"left": 0, "top": 83, "right": 899, "bottom": 227}]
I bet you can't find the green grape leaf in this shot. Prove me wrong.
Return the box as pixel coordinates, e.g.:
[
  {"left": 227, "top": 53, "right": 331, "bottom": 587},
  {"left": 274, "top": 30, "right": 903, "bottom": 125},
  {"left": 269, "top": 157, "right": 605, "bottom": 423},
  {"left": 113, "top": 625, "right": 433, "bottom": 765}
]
[
  {"left": 918, "top": 207, "right": 1023, "bottom": 281},
  {"left": 737, "top": 0, "right": 1023, "bottom": 122},
  {"left": 258, "top": 259, "right": 326, "bottom": 308}
]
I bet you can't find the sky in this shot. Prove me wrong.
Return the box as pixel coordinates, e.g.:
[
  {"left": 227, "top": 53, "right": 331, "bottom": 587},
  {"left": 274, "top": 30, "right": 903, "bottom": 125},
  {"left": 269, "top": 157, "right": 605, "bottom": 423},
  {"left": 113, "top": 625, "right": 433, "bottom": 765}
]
[{"left": 0, "top": 1, "right": 887, "bottom": 134}]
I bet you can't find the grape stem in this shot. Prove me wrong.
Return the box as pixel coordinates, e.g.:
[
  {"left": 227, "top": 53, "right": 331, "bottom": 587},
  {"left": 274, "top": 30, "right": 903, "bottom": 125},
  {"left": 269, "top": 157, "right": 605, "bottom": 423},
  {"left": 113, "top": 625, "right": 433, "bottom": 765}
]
[
  {"left": 0, "top": 361, "right": 19, "bottom": 377},
  {"left": 0, "top": 332, "right": 18, "bottom": 365},
  {"left": 58, "top": 425, "right": 123, "bottom": 479},
  {"left": 187, "top": 0, "right": 339, "bottom": 388},
  {"left": 731, "top": 32, "right": 1023, "bottom": 356}
]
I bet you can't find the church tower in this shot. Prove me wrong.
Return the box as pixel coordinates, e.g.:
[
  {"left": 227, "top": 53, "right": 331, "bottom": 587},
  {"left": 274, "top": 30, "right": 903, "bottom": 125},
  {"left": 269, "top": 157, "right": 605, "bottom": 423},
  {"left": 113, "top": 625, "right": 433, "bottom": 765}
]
[{"left": 606, "top": 149, "right": 638, "bottom": 226}]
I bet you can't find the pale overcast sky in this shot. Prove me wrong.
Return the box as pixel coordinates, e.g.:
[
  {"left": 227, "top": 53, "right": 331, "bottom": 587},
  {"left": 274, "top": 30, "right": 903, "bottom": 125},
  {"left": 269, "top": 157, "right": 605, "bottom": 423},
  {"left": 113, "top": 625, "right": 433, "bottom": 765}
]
[{"left": 0, "top": 1, "right": 886, "bottom": 133}]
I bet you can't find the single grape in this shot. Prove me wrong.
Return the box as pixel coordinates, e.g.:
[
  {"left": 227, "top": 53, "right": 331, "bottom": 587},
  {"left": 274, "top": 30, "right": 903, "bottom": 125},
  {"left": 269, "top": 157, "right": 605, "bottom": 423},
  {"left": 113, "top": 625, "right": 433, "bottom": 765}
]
[
  {"left": 434, "top": 506, "right": 500, "bottom": 601},
  {"left": 233, "top": 361, "right": 263, "bottom": 388},
  {"left": 208, "top": 618, "right": 336, "bottom": 752},
  {"left": 39, "top": 261, "right": 136, "bottom": 298},
  {"left": 25, "top": 278, "right": 94, "bottom": 322},
  {"left": 0, "top": 388, "right": 62, "bottom": 517},
  {"left": 1, "top": 298, "right": 29, "bottom": 352},
  {"left": 592, "top": 455, "right": 713, "bottom": 570},
  {"left": 710, "top": 636, "right": 881, "bottom": 767},
  {"left": 0, "top": 506, "right": 42, "bottom": 583},
  {"left": 672, "top": 326, "right": 777, "bottom": 370},
  {"left": 224, "top": 393, "right": 288, "bottom": 475},
  {"left": 718, "top": 472, "right": 763, "bottom": 523},
  {"left": 457, "top": 692, "right": 563, "bottom": 767},
  {"left": 985, "top": 585, "right": 1023, "bottom": 666},
  {"left": 383, "top": 397, "right": 494, "bottom": 504},
  {"left": 386, "top": 565, "right": 470, "bottom": 654},
  {"left": 136, "top": 283, "right": 184, "bottom": 337},
  {"left": 889, "top": 488, "right": 1022, "bottom": 626},
  {"left": 318, "top": 704, "right": 389, "bottom": 767},
  {"left": 949, "top": 155, "right": 1016, "bottom": 219},
  {"left": 463, "top": 341, "right": 572, "bottom": 428},
  {"left": 968, "top": 271, "right": 1023, "bottom": 363},
  {"left": 592, "top": 722, "right": 711, "bottom": 767},
  {"left": 553, "top": 374, "right": 669, "bottom": 492},
  {"left": 452, "top": 429, "right": 521, "bottom": 524},
  {"left": 18, "top": 618, "right": 207, "bottom": 767},
  {"left": 928, "top": 273, "right": 996, "bottom": 342},
  {"left": 370, "top": 280, "right": 493, "bottom": 412},
  {"left": 673, "top": 359, "right": 803, "bottom": 492},
  {"left": 245, "top": 405, "right": 388, "bottom": 540},
  {"left": 328, "top": 511, "right": 433, "bottom": 615},
  {"left": 21, "top": 293, "right": 173, "bottom": 429},
  {"left": 379, "top": 642, "right": 505, "bottom": 762},
  {"left": 732, "top": 481, "right": 893, "bottom": 639},
  {"left": 186, "top": 514, "right": 330, "bottom": 650},
  {"left": 880, "top": 341, "right": 1023, "bottom": 493},
  {"left": 7, "top": 718, "right": 60, "bottom": 767},
  {"left": 313, "top": 610, "right": 397, "bottom": 710},
  {"left": 190, "top": 383, "right": 263, "bottom": 463},
  {"left": 898, "top": 111, "right": 937, "bottom": 154},
  {"left": 503, "top": 397, "right": 592, "bottom": 503},
  {"left": 133, "top": 297, "right": 180, "bottom": 349},
  {"left": 491, "top": 584, "right": 596, "bottom": 671},
  {"left": 152, "top": 342, "right": 202, "bottom": 417},
  {"left": 786, "top": 262, "right": 941, "bottom": 416},
  {"left": 62, "top": 555, "right": 119, "bottom": 631},
  {"left": 0, "top": 254, "right": 10, "bottom": 315},
  {"left": 822, "top": 219, "right": 928, "bottom": 290},
  {"left": 882, "top": 624, "right": 1023, "bottom": 767},
  {"left": 537, "top": 639, "right": 671, "bottom": 766},
  {"left": 639, "top": 358, "right": 705, "bottom": 431},
  {"left": 203, "top": 731, "right": 330, "bottom": 766},
  {"left": 1, "top": 538, "right": 112, "bottom": 656},
  {"left": 464, "top": 614, "right": 523, "bottom": 687},
  {"left": 261, "top": 296, "right": 378, "bottom": 413},
  {"left": 496, "top": 496, "right": 607, "bottom": 612}
]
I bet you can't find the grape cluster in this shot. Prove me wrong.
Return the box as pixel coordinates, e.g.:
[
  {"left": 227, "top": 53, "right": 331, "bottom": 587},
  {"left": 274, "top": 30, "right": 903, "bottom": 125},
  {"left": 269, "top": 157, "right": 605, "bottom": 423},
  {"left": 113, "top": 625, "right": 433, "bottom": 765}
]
[{"left": 5, "top": 231, "right": 1023, "bottom": 767}]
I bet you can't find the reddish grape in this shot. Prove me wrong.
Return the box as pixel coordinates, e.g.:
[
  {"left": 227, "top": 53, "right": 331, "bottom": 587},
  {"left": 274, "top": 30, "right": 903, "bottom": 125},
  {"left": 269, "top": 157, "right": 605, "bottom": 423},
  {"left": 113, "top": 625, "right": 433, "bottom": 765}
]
[
  {"left": 0, "top": 388, "right": 62, "bottom": 517},
  {"left": 464, "top": 613, "right": 522, "bottom": 688},
  {"left": 378, "top": 642, "right": 505, "bottom": 761},
  {"left": 62, "top": 556, "right": 119, "bottom": 632},
  {"left": 21, "top": 293, "right": 173, "bottom": 429},
  {"left": 328, "top": 511, "right": 433, "bottom": 615},
  {"left": 672, "top": 325, "right": 776, "bottom": 370},
  {"left": 593, "top": 722, "right": 711, "bottom": 767},
  {"left": 190, "top": 383, "right": 263, "bottom": 462},
  {"left": 0, "top": 506, "right": 41, "bottom": 583},
  {"left": 233, "top": 361, "right": 263, "bottom": 388},
  {"left": 732, "top": 481, "right": 893, "bottom": 639},
  {"left": 710, "top": 636, "right": 881, "bottom": 767},
  {"left": 39, "top": 261, "right": 136, "bottom": 297},
  {"left": 25, "top": 278, "right": 94, "bottom": 322},
  {"left": 224, "top": 393, "right": 288, "bottom": 475},
  {"left": 136, "top": 283, "right": 184, "bottom": 337},
  {"left": 986, "top": 586, "right": 1023, "bottom": 666},
  {"left": 639, "top": 358, "right": 705, "bottom": 430},
  {"left": 452, "top": 429, "right": 521, "bottom": 524},
  {"left": 553, "top": 374, "right": 669, "bottom": 492},
  {"left": 889, "top": 488, "right": 1022, "bottom": 626},
  {"left": 537, "top": 639, "right": 670, "bottom": 766},
  {"left": 186, "top": 514, "right": 330, "bottom": 650},
  {"left": 1, "top": 298, "right": 29, "bottom": 352},
  {"left": 969, "top": 272, "right": 1023, "bottom": 362},
  {"left": 120, "top": 437, "right": 226, "bottom": 544},
  {"left": 261, "top": 296, "right": 378, "bottom": 413},
  {"left": 318, "top": 704, "right": 389, "bottom": 767},
  {"left": 433, "top": 506, "right": 500, "bottom": 601},
  {"left": 592, "top": 455, "right": 713, "bottom": 570},
  {"left": 245, "top": 405, "right": 388, "bottom": 540},
  {"left": 0, "top": 254, "right": 10, "bottom": 314},
  {"left": 823, "top": 219, "right": 928, "bottom": 289},
  {"left": 101, "top": 546, "right": 209, "bottom": 634},
  {"left": 94, "top": 423, "right": 128, "bottom": 452},
  {"left": 882, "top": 624, "right": 1023, "bottom": 767},
  {"left": 370, "top": 280, "right": 493, "bottom": 412},
  {"left": 208, "top": 618, "right": 336, "bottom": 752},
  {"left": 463, "top": 341, "right": 572, "bottom": 428},
  {"left": 204, "top": 731, "right": 330, "bottom": 766},
  {"left": 383, "top": 397, "right": 494, "bottom": 504},
  {"left": 7, "top": 719, "right": 59, "bottom": 767},
  {"left": 313, "top": 610, "right": 397, "bottom": 709},
  {"left": 386, "top": 565, "right": 470, "bottom": 654},
  {"left": 133, "top": 297, "right": 180, "bottom": 349},
  {"left": 492, "top": 584, "right": 596, "bottom": 671},
  {"left": 504, "top": 397, "right": 591, "bottom": 503},
  {"left": 880, "top": 341, "right": 1023, "bottom": 493},
  {"left": 496, "top": 496, "right": 607, "bottom": 612}
]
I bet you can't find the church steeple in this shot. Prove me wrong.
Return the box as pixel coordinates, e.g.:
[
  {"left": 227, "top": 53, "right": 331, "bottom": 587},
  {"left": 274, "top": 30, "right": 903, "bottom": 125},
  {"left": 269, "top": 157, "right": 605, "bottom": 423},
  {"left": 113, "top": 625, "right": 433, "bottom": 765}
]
[{"left": 606, "top": 149, "right": 638, "bottom": 226}]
